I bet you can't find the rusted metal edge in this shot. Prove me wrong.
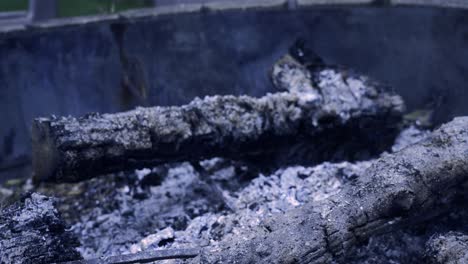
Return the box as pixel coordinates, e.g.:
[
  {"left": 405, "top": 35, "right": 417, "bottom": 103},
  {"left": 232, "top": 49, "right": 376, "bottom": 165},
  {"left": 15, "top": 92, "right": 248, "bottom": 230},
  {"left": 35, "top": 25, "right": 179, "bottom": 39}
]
[
  {"left": 0, "top": 11, "right": 27, "bottom": 20},
  {"left": 58, "top": 248, "right": 200, "bottom": 264},
  {"left": 390, "top": 0, "right": 468, "bottom": 9},
  {"left": 298, "top": 0, "right": 468, "bottom": 9},
  {"left": 1, "top": 0, "right": 468, "bottom": 38},
  {"left": 0, "top": 0, "right": 287, "bottom": 38}
]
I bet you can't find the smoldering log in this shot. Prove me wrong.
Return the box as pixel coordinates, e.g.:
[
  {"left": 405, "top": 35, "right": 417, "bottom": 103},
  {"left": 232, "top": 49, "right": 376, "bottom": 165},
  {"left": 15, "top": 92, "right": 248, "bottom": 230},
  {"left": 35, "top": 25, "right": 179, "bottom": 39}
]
[
  {"left": 0, "top": 193, "right": 82, "bottom": 264},
  {"left": 426, "top": 232, "right": 468, "bottom": 264},
  {"left": 32, "top": 55, "right": 404, "bottom": 183},
  {"left": 200, "top": 117, "right": 468, "bottom": 264}
]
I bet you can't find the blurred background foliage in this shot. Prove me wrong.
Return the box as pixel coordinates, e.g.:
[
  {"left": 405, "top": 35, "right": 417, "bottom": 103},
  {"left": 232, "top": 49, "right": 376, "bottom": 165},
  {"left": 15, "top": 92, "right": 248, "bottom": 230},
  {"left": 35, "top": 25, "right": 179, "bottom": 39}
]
[{"left": 0, "top": 0, "right": 154, "bottom": 17}]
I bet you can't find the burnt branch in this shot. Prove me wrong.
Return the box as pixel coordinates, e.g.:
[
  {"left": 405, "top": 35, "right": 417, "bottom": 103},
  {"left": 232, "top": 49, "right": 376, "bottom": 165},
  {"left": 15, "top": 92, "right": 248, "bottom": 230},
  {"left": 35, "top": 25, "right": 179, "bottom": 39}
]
[
  {"left": 426, "top": 232, "right": 468, "bottom": 264},
  {"left": 0, "top": 193, "right": 82, "bottom": 264},
  {"left": 32, "top": 56, "right": 403, "bottom": 183},
  {"left": 61, "top": 248, "right": 199, "bottom": 264},
  {"left": 201, "top": 117, "right": 468, "bottom": 263}
]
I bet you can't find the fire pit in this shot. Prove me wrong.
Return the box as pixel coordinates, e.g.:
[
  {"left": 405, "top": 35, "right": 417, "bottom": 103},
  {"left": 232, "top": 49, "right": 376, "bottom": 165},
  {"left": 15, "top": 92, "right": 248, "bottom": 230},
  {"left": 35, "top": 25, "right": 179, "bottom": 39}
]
[{"left": 2, "top": 1, "right": 468, "bottom": 264}]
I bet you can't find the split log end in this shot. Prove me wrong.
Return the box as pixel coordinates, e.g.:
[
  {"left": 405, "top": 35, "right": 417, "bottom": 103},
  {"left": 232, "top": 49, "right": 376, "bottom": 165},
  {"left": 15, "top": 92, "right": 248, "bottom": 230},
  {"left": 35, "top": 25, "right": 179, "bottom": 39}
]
[{"left": 32, "top": 118, "right": 60, "bottom": 184}]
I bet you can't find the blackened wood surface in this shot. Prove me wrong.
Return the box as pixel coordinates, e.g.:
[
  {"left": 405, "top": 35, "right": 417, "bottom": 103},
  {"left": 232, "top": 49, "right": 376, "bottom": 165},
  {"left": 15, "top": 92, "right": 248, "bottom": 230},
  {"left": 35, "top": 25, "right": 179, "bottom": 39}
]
[{"left": 0, "top": 193, "right": 82, "bottom": 264}]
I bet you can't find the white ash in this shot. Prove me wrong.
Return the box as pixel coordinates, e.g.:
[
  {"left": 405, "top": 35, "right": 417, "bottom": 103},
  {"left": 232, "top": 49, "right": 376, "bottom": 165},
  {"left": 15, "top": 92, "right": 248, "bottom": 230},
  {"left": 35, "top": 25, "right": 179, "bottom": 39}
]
[
  {"left": 68, "top": 163, "right": 226, "bottom": 258},
  {"left": 63, "top": 159, "right": 371, "bottom": 259},
  {"left": 392, "top": 125, "right": 430, "bottom": 152},
  {"left": 139, "top": 161, "right": 372, "bottom": 252},
  {"left": 129, "top": 227, "right": 175, "bottom": 253}
]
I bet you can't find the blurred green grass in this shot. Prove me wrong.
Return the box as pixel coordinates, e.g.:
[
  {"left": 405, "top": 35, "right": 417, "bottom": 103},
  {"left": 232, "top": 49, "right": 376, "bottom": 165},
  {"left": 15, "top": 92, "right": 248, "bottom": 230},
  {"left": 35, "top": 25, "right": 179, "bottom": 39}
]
[
  {"left": 0, "top": 0, "right": 28, "bottom": 12},
  {"left": 0, "top": 0, "right": 153, "bottom": 17}
]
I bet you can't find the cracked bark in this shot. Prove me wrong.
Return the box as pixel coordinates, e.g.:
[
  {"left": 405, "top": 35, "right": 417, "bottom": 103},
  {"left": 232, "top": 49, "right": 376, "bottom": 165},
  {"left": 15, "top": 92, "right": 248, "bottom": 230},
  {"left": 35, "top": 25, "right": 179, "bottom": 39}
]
[
  {"left": 200, "top": 117, "right": 468, "bottom": 263},
  {"left": 32, "top": 55, "right": 403, "bottom": 183},
  {"left": 0, "top": 193, "right": 82, "bottom": 264},
  {"left": 426, "top": 232, "right": 468, "bottom": 264}
]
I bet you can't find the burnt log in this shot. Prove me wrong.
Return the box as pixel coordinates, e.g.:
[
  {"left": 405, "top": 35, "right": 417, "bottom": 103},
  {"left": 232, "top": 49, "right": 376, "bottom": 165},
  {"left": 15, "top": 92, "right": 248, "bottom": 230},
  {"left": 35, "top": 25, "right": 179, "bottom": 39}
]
[
  {"left": 32, "top": 55, "right": 404, "bottom": 183},
  {"left": 426, "top": 232, "right": 468, "bottom": 264},
  {"left": 61, "top": 248, "right": 199, "bottom": 264},
  {"left": 0, "top": 193, "right": 82, "bottom": 264},
  {"left": 201, "top": 117, "right": 468, "bottom": 263}
]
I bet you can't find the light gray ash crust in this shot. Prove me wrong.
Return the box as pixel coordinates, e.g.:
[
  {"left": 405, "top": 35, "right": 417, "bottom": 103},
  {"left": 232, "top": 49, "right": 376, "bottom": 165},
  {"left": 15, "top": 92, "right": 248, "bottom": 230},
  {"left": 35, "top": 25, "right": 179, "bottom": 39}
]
[{"left": 426, "top": 232, "right": 468, "bottom": 264}]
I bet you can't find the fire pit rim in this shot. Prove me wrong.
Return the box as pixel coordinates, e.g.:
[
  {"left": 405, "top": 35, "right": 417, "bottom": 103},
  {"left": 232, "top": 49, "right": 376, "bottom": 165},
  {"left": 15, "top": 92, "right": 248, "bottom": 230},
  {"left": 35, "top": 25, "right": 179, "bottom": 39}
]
[{"left": 0, "top": 0, "right": 466, "bottom": 38}]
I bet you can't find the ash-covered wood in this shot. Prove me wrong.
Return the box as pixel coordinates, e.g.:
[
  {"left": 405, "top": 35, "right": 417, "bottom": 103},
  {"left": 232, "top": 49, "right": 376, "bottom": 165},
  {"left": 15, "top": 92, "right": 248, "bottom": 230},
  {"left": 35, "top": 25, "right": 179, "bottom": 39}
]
[
  {"left": 201, "top": 117, "right": 468, "bottom": 263},
  {"left": 426, "top": 232, "right": 468, "bottom": 264},
  {"left": 32, "top": 54, "right": 403, "bottom": 183},
  {"left": 0, "top": 193, "right": 82, "bottom": 264}
]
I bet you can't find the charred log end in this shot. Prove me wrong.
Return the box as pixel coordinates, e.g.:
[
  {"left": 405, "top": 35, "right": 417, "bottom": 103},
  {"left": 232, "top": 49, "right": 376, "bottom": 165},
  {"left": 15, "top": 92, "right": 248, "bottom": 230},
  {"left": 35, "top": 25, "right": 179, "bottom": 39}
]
[
  {"left": 32, "top": 118, "right": 60, "bottom": 184},
  {"left": 0, "top": 193, "right": 82, "bottom": 263}
]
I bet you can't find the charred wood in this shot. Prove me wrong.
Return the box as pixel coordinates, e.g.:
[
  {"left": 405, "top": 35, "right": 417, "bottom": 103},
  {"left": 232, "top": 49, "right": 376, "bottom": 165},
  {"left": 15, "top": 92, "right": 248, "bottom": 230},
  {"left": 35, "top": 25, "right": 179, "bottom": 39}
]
[
  {"left": 0, "top": 193, "right": 82, "bottom": 264},
  {"left": 61, "top": 248, "right": 199, "bottom": 264},
  {"left": 32, "top": 55, "right": 403, "bottom": 183},
  {"left": 200, "top": 117, "right": 468, "bottom": 263}
]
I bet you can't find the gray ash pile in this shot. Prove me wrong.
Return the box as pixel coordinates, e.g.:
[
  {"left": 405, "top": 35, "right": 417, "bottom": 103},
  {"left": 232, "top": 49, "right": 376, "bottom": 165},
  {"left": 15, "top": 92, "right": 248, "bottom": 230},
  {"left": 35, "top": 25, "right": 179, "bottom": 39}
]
[{"left": 53, "top": 159, "right": 372, "bottom": 258}]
